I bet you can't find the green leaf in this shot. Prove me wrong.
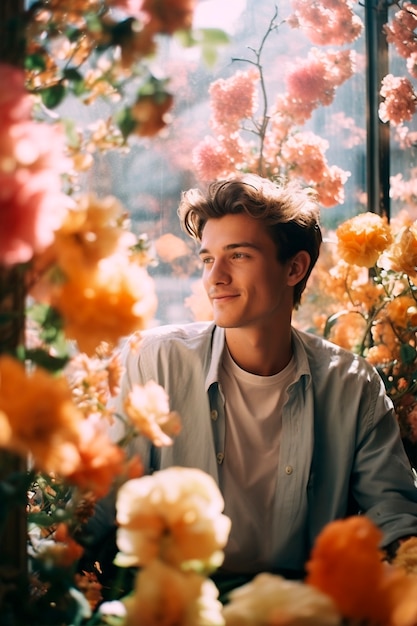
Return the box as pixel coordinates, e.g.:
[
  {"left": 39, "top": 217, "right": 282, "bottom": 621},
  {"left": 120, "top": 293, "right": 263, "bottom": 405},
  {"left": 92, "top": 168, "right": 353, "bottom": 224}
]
[
  {"left": 400, "top": 342, "right": 417, "bottom": 365},
  {"left": 197, "top": 27, "right": 231, "bottom": 46},
  {"left": 115, "top": 107, "right": 137, "bottom": 140},
  {"left": 40, "top": 83, "right": 66, "bottom": 109},
  {"left": 63, "top": 68, "right": 86, "bottom": 96},
  {"left": 323, "top": 310, "right": 352, "bottom": 339},
  {"left": 24, "top": 348, "right": 69, "bottom": 372},
  {"left": 24, "top": 52, "right": 46, "bottom": 71}
]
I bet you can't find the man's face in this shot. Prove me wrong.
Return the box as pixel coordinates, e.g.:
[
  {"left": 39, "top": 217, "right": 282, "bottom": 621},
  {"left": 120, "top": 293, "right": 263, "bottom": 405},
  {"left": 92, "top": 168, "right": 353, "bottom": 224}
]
[{"left": 199, "top": 213, "right": 295, "bottom": 329}]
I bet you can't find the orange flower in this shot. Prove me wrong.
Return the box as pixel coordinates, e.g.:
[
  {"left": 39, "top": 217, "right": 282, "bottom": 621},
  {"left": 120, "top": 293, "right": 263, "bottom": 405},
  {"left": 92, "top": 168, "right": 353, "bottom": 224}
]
[
  {"left": 131, "top": 93, "right": 174, "bottom": 137},
  {"left": 0, "top": 355, "right": 83, "bottom": 475},
  {"left": 386, "top": 295, "right": 417, "bottom": 329},
  {"left": 51, "top": 259, "right": 157, "bottom": 355},
  {"left": 306, "top": 516, "right": 417, "bottom": 626},
  {"left": 65, "top": 420, "right": 127, "bottom": 498},
  {"left": 306, "top": 517, "right": 385, "bottom": 618},
  {"left": 142, "top": 0, "right": 195, "bottom": 34},
  {"left": 336, "top": 212, "right": 393, "bottom": 267}
]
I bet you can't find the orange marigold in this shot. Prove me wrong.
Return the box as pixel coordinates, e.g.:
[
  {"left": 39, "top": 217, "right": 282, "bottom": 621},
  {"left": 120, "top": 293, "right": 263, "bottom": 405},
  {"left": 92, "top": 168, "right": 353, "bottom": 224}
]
[
  {"left": 0, "top": 355, "right": 83, "bottom": 475},
  {"left": 336, "top": 212, "right": 393, "bottom": 267},
  {"left": 306, "top": 517, "right": 389, "bottom": 622}
]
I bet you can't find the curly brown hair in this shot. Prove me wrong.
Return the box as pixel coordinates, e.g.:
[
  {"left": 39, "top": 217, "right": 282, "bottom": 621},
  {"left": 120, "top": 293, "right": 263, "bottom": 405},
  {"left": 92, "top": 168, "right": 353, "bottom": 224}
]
[{"left": 178, "top": 174, "right": 322, "bottom": 308}]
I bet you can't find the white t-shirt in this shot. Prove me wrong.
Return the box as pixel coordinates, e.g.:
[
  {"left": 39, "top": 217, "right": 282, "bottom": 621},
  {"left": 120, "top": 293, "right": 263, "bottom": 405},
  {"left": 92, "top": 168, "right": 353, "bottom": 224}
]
[{"left": 219, "top": 346, "right": 296, "bottom": 573}]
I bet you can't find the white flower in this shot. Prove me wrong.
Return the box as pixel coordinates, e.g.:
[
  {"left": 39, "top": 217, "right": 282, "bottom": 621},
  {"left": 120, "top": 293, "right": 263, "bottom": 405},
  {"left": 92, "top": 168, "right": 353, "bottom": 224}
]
[
  {"left": 115, "top": 467, "right": 231, "bottom": 570},
  {"left": 123, "top": 559, "right": 225, "bottom": 626},
  {"left": 223, "top": 573, "right": 342, "bottom": 626}
]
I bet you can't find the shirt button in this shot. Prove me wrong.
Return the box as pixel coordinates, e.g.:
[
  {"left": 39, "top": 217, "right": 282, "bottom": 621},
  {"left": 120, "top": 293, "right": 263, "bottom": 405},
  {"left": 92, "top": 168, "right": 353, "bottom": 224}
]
[
  {"left": 216, "top": 452, "right": 224, "bottom": 464},
  {"left": 285, "top": 465, "right": 293, "bottom": 475},
  {"left": 210, "top": 410, "right": 218, "bottom": 421}
]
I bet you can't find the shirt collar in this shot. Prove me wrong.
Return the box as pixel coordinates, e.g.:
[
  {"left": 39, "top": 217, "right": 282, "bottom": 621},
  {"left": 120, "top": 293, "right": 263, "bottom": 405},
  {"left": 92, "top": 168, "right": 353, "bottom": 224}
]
[{"left": 204, "top": 324, "right": 312, "bottom": 391}]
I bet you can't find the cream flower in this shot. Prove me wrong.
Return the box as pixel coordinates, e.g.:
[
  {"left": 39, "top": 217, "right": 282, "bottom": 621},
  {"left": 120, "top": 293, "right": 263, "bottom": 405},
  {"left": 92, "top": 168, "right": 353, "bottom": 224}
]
[
  {"left": 124, "top": 380, "right": 181, "bottom": 446},
  {"left": 123, "top": 559, "right": 224, "bottom": 626},
  {"left": 115, "top": 467, "right": 231, "bottom": 570},
  {"left": 223, "top": 573, "right": 341, "bottom": 626}
]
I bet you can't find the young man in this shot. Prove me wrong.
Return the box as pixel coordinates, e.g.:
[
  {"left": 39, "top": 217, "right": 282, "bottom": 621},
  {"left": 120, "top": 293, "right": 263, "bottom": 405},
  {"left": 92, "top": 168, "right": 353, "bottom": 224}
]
[{"left": 91, "top": 174, "right": 417, "bottom": 588}]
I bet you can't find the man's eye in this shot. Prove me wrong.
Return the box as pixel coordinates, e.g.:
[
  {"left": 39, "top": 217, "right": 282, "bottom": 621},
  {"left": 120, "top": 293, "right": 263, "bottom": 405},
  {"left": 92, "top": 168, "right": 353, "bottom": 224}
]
[
  {"left": 201, "top": 257, "right": 213, "bottom": 264},
  {"left": 233, "top": 252, "right": 246, "bottom": 259}
]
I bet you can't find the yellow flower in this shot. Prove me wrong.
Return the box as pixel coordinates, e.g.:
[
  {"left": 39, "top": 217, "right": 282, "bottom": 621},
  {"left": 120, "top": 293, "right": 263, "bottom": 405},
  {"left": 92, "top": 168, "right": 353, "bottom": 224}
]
[
  {"left": 124, "top": 380, "right": 182, "bottom": 446},
  {"left": 51, "top": 258, "right": 157, "bottom": 355},
  {"left": 115, "top": 467, "right": 231, "bottom": 570},
  {"left": 0, "top": 355, "right": 83, "bottom": 475},
  {"left": 336, "top": 212, "right": 392, "bottom": 267},
  {"left": 123, "top": 560, "right": 224, "bottom": 626},
  {"left": 223, "top": 573, "right": 340, "bottom": 626}
]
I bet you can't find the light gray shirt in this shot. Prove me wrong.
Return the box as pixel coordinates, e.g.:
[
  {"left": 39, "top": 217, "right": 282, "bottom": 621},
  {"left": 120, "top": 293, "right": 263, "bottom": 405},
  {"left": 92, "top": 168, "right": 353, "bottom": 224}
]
[{"left": 104, "top": 321, "right": 417, "bottom": 576}]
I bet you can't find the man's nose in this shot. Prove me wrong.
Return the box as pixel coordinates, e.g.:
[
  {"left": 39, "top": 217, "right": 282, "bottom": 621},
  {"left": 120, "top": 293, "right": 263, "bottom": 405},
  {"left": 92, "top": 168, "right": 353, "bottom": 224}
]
[{"left": 207, "top": 259, "right": 231, "bottom": 285}]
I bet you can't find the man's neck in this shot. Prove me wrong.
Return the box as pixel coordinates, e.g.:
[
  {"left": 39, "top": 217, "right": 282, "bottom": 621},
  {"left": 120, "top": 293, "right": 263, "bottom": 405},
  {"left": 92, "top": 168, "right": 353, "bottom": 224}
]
[{"left": 224, "top": 325, "right": 293, "bottom": 376}]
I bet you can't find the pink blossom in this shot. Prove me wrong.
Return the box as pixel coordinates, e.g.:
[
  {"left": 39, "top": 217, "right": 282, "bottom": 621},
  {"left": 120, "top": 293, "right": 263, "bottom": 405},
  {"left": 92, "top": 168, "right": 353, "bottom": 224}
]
[
  {"left": 383, "top": 3, "right": 417, "bottom": 59},
  {"left": 0, "top": 64, "right": 70, "bottom": 266},
  {"left": 379, "top": 74, "right": 417, "bottom": 126},
  {"left": 209, "top": 69, "right": 259, "bottom": 128},
  {"left": 285, "top": 49, "right": 355, "bottom": 115},
  {"left": 0, "top": 63, "right": 33, "bottom": 122},
  {"left": 281, "top": 131, "right": 328, "bottom": 183},
  {"left": 315, "top": 165, "right": 350, "bottom": 208},
  {"left": 289, "top": 0, "right": 363, "bottom": 46},
  {"left": 273, "top": 94, "right": 316, "bottom": 125},
  {"left": 191, "top": 136, "right": 234, "bottom": 181},
  {"left": 406, "top": 52, "right": 417, "bottom": 79}
]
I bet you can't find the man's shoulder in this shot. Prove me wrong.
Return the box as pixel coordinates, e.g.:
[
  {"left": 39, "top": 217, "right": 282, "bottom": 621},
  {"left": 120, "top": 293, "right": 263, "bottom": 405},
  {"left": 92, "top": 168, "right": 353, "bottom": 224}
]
[
  {"left": 293, "top": 327, "right": 377, "bottom": 377},
  {"left": 139, "top": 321, "right": 216, "bottom": 352}
]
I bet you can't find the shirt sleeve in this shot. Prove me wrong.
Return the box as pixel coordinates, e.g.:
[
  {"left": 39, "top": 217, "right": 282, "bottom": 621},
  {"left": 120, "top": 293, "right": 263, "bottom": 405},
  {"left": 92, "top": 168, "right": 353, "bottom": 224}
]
[{"left": 351, "top": 371, "right": 417, "bottom": 547}]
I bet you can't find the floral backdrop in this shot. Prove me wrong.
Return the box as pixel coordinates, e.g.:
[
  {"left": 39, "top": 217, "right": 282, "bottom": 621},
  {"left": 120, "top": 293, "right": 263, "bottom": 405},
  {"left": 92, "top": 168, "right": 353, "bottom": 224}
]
[{"left": 2, "top": 1, "right": 417, "bottom": 625}]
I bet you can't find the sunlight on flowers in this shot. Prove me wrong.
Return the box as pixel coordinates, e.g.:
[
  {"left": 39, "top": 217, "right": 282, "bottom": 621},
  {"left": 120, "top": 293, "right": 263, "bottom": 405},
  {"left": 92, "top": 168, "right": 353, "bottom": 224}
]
[
  {"left": 115, "top": 467, "right": 231, "bottom": 570},
  {"left": 124, "top": 380, "right": 182, "bottom": 447}
]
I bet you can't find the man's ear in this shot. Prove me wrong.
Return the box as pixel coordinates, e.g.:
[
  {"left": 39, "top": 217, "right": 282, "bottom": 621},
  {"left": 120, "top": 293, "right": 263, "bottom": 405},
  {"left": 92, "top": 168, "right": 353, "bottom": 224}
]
[{"left": 287, "top": 250, "right": 311, "bottom": 286}]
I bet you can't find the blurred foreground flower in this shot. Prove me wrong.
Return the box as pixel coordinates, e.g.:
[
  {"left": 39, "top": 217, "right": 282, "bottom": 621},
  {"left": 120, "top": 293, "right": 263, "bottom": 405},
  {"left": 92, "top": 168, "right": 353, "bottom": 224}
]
[
  {"left": 223, "top": 573, "right": 341, "bottom": 626},
  {"left": 123, "top": 559, "right": 224, "bottom": 626},
  {"left": 306, "top": 516, "right": 417, "bottom": 626},
  {"left": 0, "top": 63, "right": 70, "bottom": 266},
  {"left": 124, "top": 380, "right": 182, "bottom": 446},
  {"left": 115, "top": 467, "right": 231, "bottom": 570}
]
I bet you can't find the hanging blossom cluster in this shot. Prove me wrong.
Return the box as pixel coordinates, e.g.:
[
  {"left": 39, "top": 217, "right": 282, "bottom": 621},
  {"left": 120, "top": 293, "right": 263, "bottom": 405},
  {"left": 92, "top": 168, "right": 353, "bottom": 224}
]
[
  {"left": 287, "top": 0, "right": 363, "bottom": 45},
  {"left": 192, "top": 0, "right": 360, "bottom": 209},
  {"left": 378, "top": 2, "right": 417, "bottom": 213},
  {"left": 379, "top": 6, "right": 417, "bottom": 129},
  {"left": 294, "top": 210, "right": 417, "bottom": 446}
]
